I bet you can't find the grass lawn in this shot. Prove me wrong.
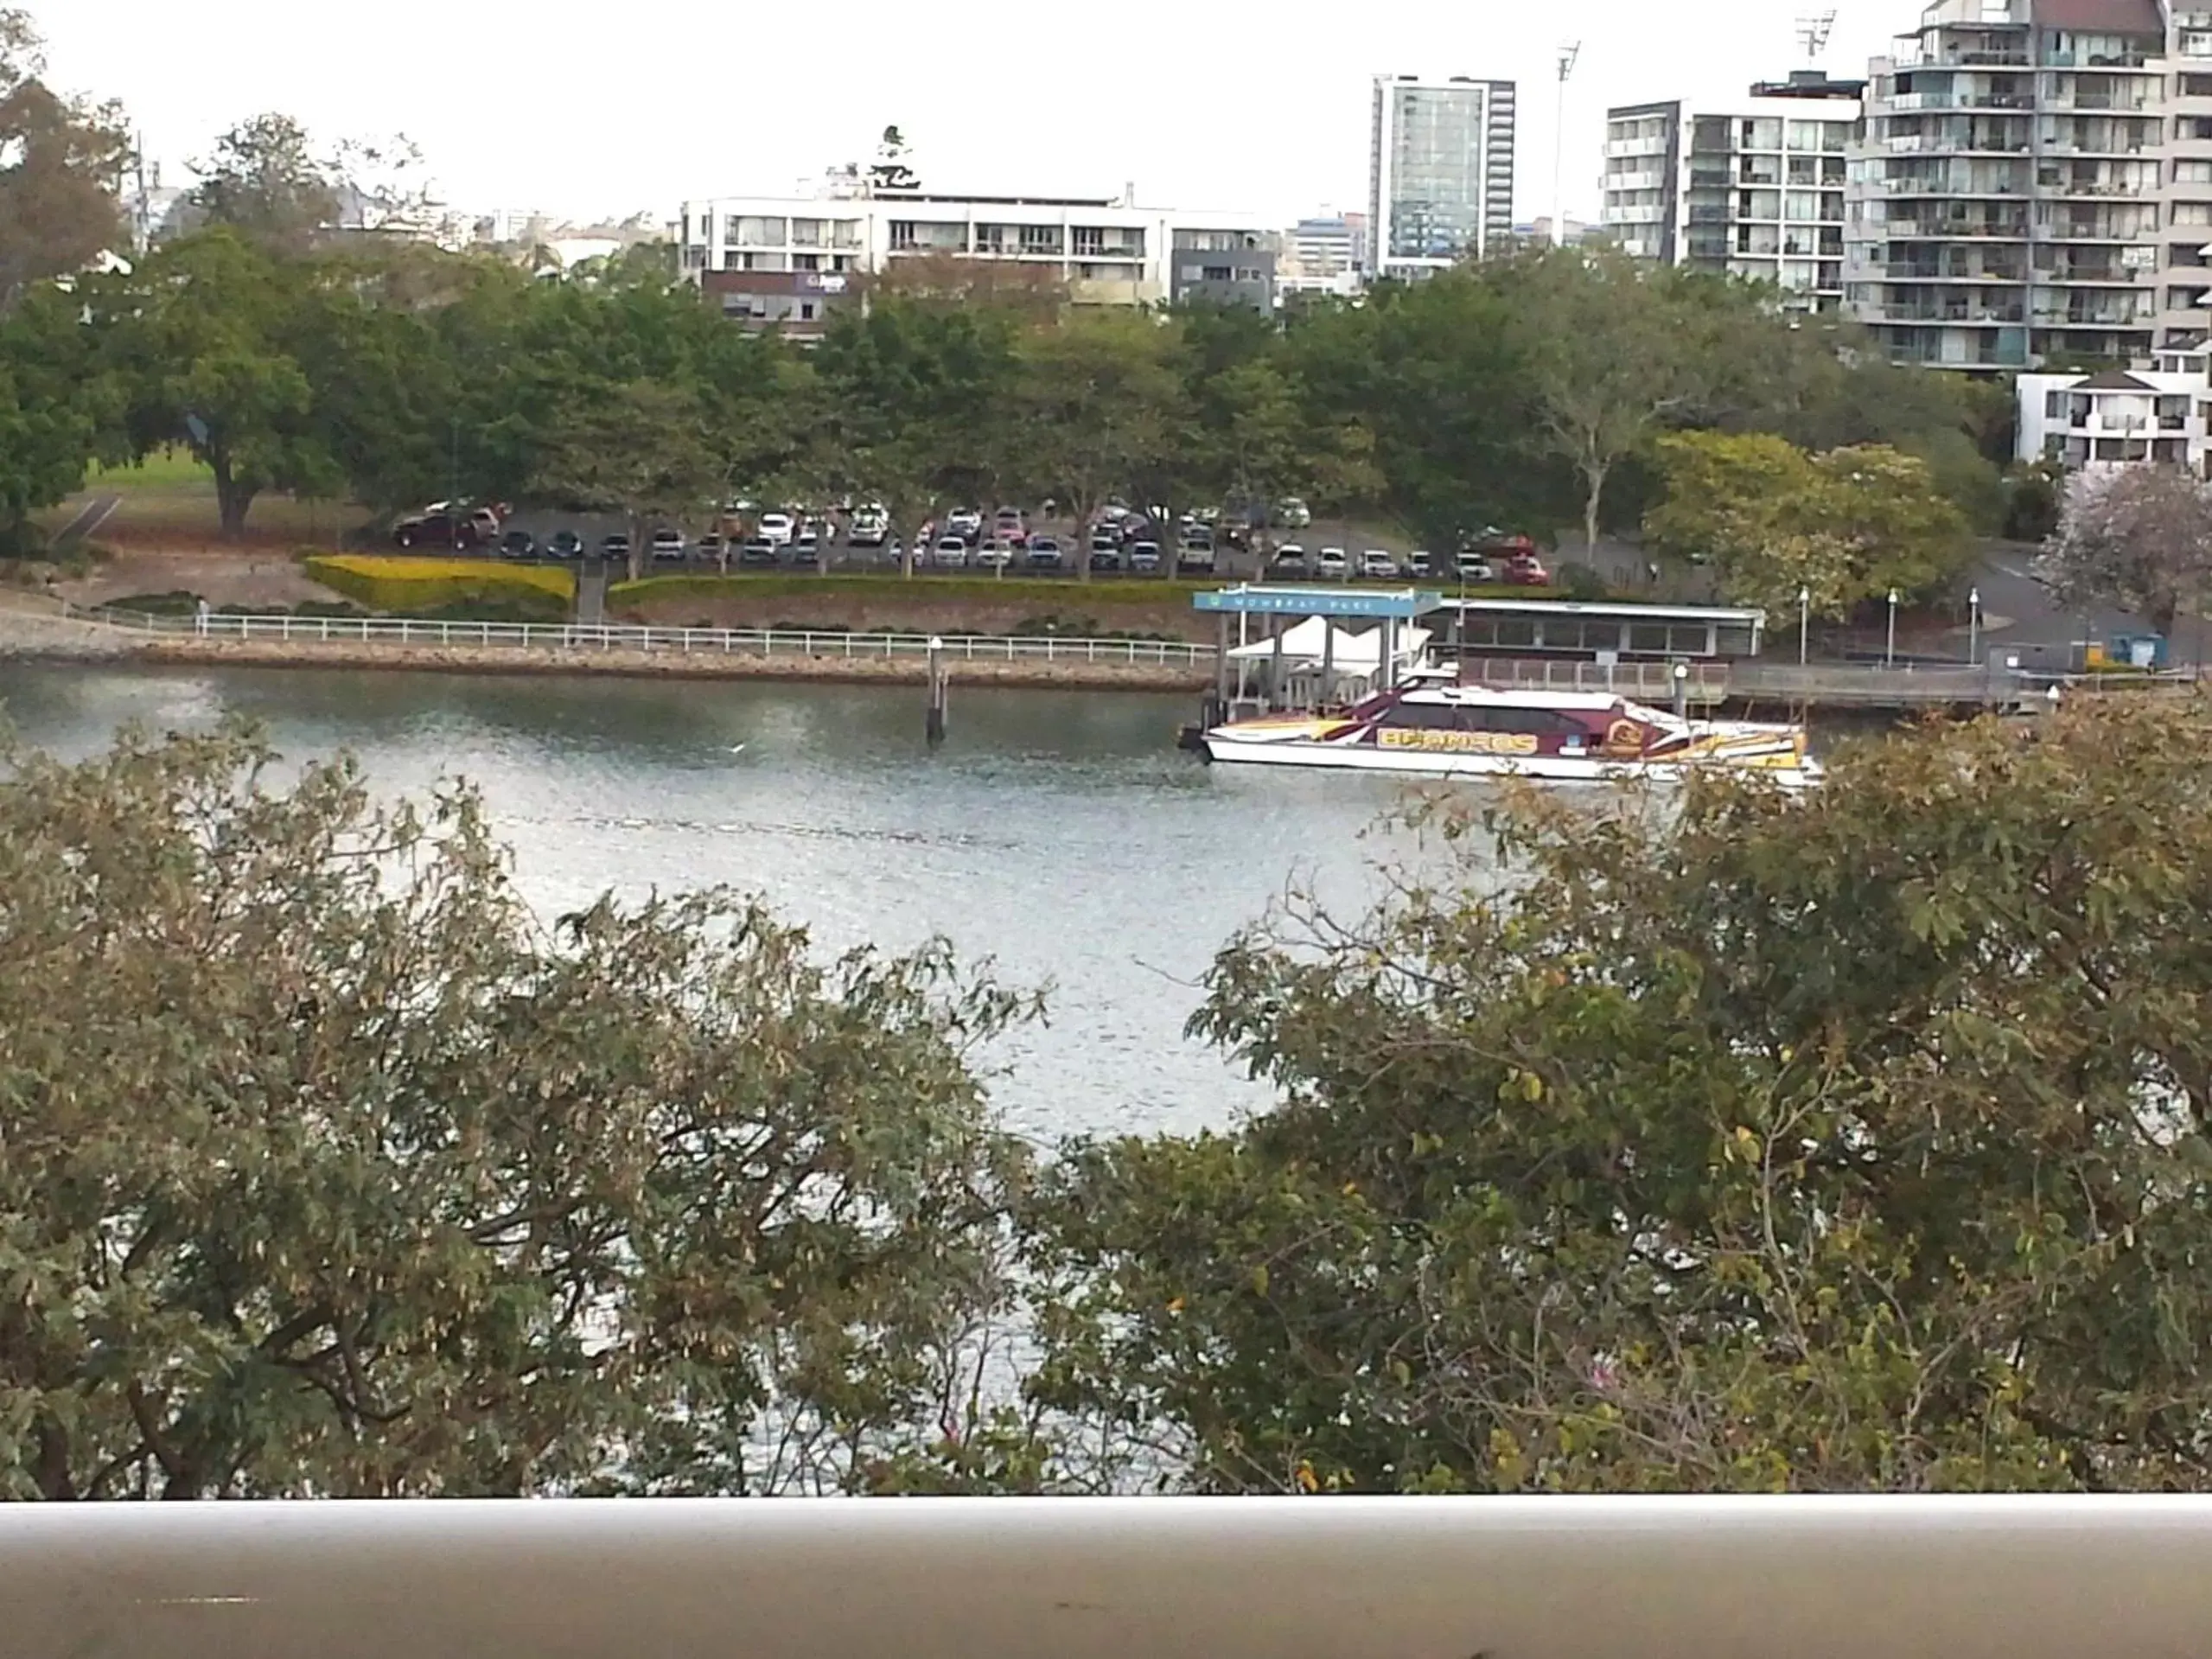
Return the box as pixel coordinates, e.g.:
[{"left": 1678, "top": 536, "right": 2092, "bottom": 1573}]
[{"left": 45, "top": 450, "right": 372, "bottom": 546}]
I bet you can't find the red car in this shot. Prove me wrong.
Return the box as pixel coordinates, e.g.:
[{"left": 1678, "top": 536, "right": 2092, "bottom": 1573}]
[{"left": 1502, "top": 552, "right": 1551, "bottom": 586}]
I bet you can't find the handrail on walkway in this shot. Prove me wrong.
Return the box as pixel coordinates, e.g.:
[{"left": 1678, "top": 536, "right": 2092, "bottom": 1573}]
[{"left": 1, "top": 1494, "right": 2209, "bottom": 1659}]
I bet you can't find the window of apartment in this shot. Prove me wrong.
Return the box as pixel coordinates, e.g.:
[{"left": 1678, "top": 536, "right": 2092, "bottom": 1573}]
[
  {"left": 1786, "top": 119, "right": 1821, "bottom": 151},
  {"left": 734, "top": 216, "right": 786, "bottom": 247},
  {"left": 2182, "top": 116, "right": 2212, "bottom": 140},
  {"left": 1236, "top": 266, "right": 1264, "bottom": 281},
  {"left": 1742, "top": 117, "right": 1782, "bottom": 149},
  {"left": 1821, "top": 120, "right": 1855, "bottom": 150},
  {"left": 1787, "top": 156, "right": 1816, "bottom": 183},
  {"left": 829, "top": 220, "right": 863, "bottom": 249},
  {"left": 2046, "top": 388, "right": 2065, "bottom": 418},
  {"left": 1785, "top": 190, "right": 1821, "bottom": 220},
  {"left": 2184, "top": 30, "right": 2212, "bottom": 57},
  {"left": 2184, "top": 73, "right": 2212, "bottom": 95},
  {"left": 790, "top": 219, "right": 826, "bottom": 247},
  {"left": 1072, "top": 226, "right": 1106, "bottom": 256},
  {"left": 1202, "top": 265, "right": 1233, "bottom": 281},
  {"left": 740, "top": 251, "right": 787, "bottom": 271},
  {"left": 799, "top": 302, "right": 816, "bottom": 322},
  {"left": 2177, "top": 201, "right": 2212, "bottom": 225},
  {"left": 1020, "top": 224, "right": 1063, "bottom": 255},
  {"left": 2179, "top": 160, "right": 2212, "bottom": 185},
  {"left": 792, "top": 253, "right": 819, "bottom": 271}
]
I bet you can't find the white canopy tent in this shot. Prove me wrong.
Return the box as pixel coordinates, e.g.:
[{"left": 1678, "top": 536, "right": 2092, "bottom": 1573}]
[{"left": 1226, "top": 616, "right": 1431, "bottom": 706}]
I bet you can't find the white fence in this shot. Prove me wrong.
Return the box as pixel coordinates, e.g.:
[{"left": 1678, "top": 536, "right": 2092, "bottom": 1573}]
[{"left": 73, "top": 604, "right": 1216, "bottom": 671}]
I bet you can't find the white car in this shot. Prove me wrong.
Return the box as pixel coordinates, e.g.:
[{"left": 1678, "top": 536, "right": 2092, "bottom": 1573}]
[
  {"left": 650, "top": 527, "right": 686, "bottom": 562},
  {"left": 947, "top": 507, "right": 984, "bottom": 539},
  {"left": 757, "top": 512, "right": 795, "bottom": 546},
  {"left": 849, "top": 506, "right": 889, "bottom": 546},
  {"left": 1278, "top": 496, "right": 1312, "bottom": 529},
  {"left": 933, "top": 534, "right": 971, "bottom": 568},
  {"left": 975, "top": 539, "right": 1015, "bottom": 569},
  {"left": 1316, "top": 546, "right": 1349, "bottom": 578},
  {"left": 1359, "top": 549, "right": 1399, "bottom": 578}
]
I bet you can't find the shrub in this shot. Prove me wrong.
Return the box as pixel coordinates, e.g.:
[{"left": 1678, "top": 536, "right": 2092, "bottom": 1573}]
[
  {"left": 304, "top": 555, "right": 575, "bottom": 621},
  {"left": 1555, "top": 562, "right": 1609, "bottom": 602}
]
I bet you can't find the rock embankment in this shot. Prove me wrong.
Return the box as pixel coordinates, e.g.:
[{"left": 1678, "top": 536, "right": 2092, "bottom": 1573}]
[{"left": 124, "top": 634, "right": 1209, "bottom": 692}]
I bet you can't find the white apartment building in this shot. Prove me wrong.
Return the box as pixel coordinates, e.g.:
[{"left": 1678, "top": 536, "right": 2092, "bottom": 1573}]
[
  {"left": 2016, "top": 365, "right": 2212, "bottom": 467},
  {"left": 1368, "top": 75, "right": 1518, "bottom": 276},
  {"left": 1602, "top": 73, "right": 1863, "bottom": 310},
  {"left": 1845, "top": 0, "right": 2196, "bottom": 371},
  {"left": 672, "top": 184, "right": 1274, "bottom": 332}
]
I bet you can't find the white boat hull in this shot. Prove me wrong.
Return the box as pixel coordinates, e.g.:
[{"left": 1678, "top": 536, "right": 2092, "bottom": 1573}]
[{"left": 1203, "top": 733, "right": 1820, "bottom": 790}]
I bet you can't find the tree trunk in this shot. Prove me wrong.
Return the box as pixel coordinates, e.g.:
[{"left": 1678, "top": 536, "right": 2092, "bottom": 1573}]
[
  {"left": 1074, "top": 495, "right": 1094, "bottom": 583},
  {"left": 209, "top": 447, "right": 254, "bottom": 539},
  {"left": 627, "top": 509, "right": 644, "bottom": 584},
  {"left": 1581, "top": 455, "right": 1609, "bottom": 570}
]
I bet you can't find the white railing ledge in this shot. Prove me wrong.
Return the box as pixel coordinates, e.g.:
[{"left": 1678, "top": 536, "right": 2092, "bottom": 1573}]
[{"left": 0, "top": 1495, "right": 2208, "bottom": 1659}]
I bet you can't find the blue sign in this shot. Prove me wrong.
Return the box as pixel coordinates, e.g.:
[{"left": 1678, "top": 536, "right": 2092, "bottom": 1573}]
[{"left": 1192, "top": 584, "right": 1445, "bottom": 619}]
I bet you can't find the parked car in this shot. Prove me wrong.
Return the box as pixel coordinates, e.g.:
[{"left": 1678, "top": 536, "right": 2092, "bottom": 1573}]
[
  {"left": 1176, "top": 544, "right": 1217, "bottom": 576},
  {"left": 1026, "top": 535, "right": 1064, "bottom": 570},
  {"left": 738, "top": 538, "right": 779, "bottom": 566},
  {"left": 393, "top": 507, "right": 490, "bottom": 551},
  {"left": 651, "top": 527, "right": 687, "bottom": 562},
  {"left": 1089, "top": 541, "right": 1123, "bottom": 573},
  {"left": 545, "top": 529, "right": 586, "bottom": 560},
  {"left": 1272, "top": 544, "right": 1309, "bottom": 577},
  {"left": 1407, "top": 549, "right": 1433, "bottom": 577},
  {"left": 1503, "top": 552, "right": 1552, "bottom": 586},
  {"left": 1278, "top": 496, "right": 1312, "bottom": 529},
  {"left": 599, "top": 532, "right": 632, "bottom": 562},
  {"left": 1359, "top": 549, "right": 1399, "bottom": 578},
  {"left": 947, "top": 507, "right": 984, "bottom": 542},
  {"left": 976, "top": 539, "right": 1015, "bottom": 569},
  {"left": 992, "top": 507, "right": 1028, "bottom": 546},
  {"left": 757, "top": 512, "right": 796, "bottom": 546},
  {"left": 933, "top": 534, "right": 971, "bottom": 568},
  {"left": 793, "top": 525, "right": 820, "bottom": 558},
  {"left": 1454, "top": 554, "right": 1497, "bottom": 584},
  {"left": 1316, "top": 546, "right": 1349, "bottom": 579},
  {"left": 1179, "top": 523, "right": 1214, "bottom": 552},
  {"left": 1128, "top": 539, "right": 1163, "bottom": 574},
  {"left": 848, "top": 505, "right": 889, "bottom": 546},
  {"left": 696, "top": 533, "right": 724, "bottom": 562},
  {"left": 499, "top": 527, "right": 537, "bottom": 558}
]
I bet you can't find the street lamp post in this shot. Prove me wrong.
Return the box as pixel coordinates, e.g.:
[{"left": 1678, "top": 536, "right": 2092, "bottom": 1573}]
[
  {"left": 1798, "top": 584, "right": 1810, "bottom": 667},
  {"left": 1885, "top": 588, "right": 1900, "bottom": 668},
  {"left": 1967, "top": 585, "right": 1981, "bottom": 667}
]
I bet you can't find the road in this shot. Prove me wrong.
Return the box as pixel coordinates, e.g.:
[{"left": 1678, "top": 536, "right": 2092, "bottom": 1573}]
[{"left": 1972, "top": 545, "right": 2172, "bottom": 667}]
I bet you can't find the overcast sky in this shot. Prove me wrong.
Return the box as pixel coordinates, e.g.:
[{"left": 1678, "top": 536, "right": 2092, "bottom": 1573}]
[{"left": 46, "top": 0, "right": 1912, "bottom": 229}]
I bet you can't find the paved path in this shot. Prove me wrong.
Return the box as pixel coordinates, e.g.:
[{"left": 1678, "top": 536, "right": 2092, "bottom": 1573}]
[
  {"left": 50, "top": 494, "right": 122, "bottom": 550},
  {"left": 576, "top": 562, "right": 608, "bottom": 624}
]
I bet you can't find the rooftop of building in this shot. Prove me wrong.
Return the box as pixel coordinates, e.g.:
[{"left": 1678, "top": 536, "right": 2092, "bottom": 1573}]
[{"left": 1748, "top": 69, "right": 1867, "bottom": 99}]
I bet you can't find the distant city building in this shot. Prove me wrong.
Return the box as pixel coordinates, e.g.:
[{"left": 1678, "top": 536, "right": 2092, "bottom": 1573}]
[
  {"left": 1277, "top": 210, "right": 1369, "bottom": 300},
  {"left": 673, "top": 181, "right": 1274, "bottom": 335},
  {"left": 2016, "top": 366, "right": 2212, "bottom": 471},
  {"left": 1519, "top": 214, "right": 1606, "bottom": 245},
  {"left": 1368, "top": 74, "right": 1518, "bottom": 277},
  {"left": 1601, "top": 71, "right": 1863, "bottom": 313}
]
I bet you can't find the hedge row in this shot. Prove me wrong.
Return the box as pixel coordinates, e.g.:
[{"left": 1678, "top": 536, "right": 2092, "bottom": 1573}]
[{"left": 305, "top": 555, "right": 577, "bottom": 619}]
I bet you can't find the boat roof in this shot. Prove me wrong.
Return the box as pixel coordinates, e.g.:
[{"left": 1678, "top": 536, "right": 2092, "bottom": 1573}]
[{"left": 1401, "top": 685, "right": 1641, "bottom": 711}]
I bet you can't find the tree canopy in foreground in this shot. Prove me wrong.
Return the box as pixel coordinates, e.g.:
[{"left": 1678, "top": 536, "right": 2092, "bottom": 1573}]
[
  {"left": 0, "top": 724, "right": 1031, "bottom": 1498},
  {"left": 9, "top": 699, "right": 2212, "bottom": 1497},
  {"left": 1028, "top": 697, "right": 2212, "bottom": 1493}
]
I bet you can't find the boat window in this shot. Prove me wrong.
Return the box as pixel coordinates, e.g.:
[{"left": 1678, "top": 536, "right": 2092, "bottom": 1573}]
[
  {"left": 1667, "top": 624, "right": 1712, "bottom": 654},
  {"left": 1495, "top": 619, "right": 1538, "bottom": 648},
  {"left": 1627, "top": 623, "right": 1671, "bottom": 654},
  {"left": 1461, "top": 706, "right": 1573, "bottom": 735},
  {"left": 1380, "top": 700, "right": 1460, "bottom": 729}
]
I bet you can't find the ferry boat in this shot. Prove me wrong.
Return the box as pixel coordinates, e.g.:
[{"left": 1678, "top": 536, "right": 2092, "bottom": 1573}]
[{"left": 1202, "top": 680, "right": 1820, "bottom": 788}]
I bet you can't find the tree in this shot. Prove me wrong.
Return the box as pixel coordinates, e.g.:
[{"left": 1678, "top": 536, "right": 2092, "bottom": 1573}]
[
  {"left": 1506, "top": 248, "right": 1720, "bottom": 558},
  {"left": 1027, "top": 696, "right": 2212, "bottom": 1494},
  {"left": 1010, "top": 309, "right": 1187, "bottom": 580},
  {"left": 0, "top": 723, "right": 1035, "bottom": 1499},
  {"left": 0, "top": 9, "right": 131, "bottom": 314},
  {"left": 96, "top": 230, "right": 337, "bottom": 536},
  {"left": 2039, "top": 463, "right": 2212, "bottom": 639},
  {"left": 187, "top": 113, "right": 340, "bottom": 252},
  {"left": 0, "top": 282, "right": 113, "bottom": 550},
  {"left": 529, "top": 378, "right": 722, "bottom": 581},
  {"left": 1643, "top": 431, "right": 1970, "bottom": 618}
]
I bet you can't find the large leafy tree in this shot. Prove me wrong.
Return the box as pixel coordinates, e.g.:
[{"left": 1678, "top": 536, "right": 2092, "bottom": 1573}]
[
  {"left": 0, "top": 724, "right": 1033, "bottom": 1499},
  {"left": 1643, "top": 430, "right": 1970, "bottom": 617},
  {"left": 0, "top": 283, "right": 113, "bottom": 550},
  {"left": 0, "top": 9, "right": 131, "bottom": 315},
  {"left": 96, "top": 229, "right": 337, "bottom": 535},
  {"left": 528, "top": 378, "right": 722, "bottom": 580},
  {"left": 1027, "top": 697, "right": 2212, "bottom": 1494},
  {"left": 2038, "top": 463, "right": 2212, "bottom": 640},
  {"left": 185, "top": 112, "right": 341, "bottom": 253}
]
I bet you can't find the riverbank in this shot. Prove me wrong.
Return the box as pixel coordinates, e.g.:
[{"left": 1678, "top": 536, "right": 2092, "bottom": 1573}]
[{"left": 86, "top": 633, "right": 1210, "bottom": 692}]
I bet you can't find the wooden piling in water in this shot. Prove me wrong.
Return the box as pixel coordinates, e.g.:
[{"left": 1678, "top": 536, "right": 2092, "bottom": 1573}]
[{"left": 925, "top": 636, "right": 947, "bottom": 745}]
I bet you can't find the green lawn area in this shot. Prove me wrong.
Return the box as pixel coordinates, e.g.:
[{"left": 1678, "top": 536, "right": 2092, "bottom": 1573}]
[{"left": 51, "top": 451, "right": 370, "bottom": 544}]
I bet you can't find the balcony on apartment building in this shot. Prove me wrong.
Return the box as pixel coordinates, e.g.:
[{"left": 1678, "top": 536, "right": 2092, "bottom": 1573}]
[
  {"left": 1884, "top": 89, "right": 2037, "bottom": 112},
  {"left": 2043, "top": 118, "right": 2161, "bottom": 156},
  {"left": 1886, "top": 329, "right": 2031, "bottom": 368},
  {"left": 1881, "top": 258, "right": 2028, "bottom": 281},
  {"left": 1881, "top": 209, "right": 2031, "bottom": 239}
]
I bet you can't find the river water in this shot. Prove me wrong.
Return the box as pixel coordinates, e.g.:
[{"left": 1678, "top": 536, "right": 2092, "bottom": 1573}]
[{"left": 0, "top": 663, "right": 1448, "bottom": 1143}]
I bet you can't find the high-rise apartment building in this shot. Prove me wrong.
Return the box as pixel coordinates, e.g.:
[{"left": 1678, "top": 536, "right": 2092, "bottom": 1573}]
[
  {"left": 1368, "top": 75, "right": 1518, "bottom": 276},
  {"left": 1845, "top": 0, "right": 2177, "bottom": 371},
  {"left": 1602, "top": 73, "right": 1864, "bottom": 311}
]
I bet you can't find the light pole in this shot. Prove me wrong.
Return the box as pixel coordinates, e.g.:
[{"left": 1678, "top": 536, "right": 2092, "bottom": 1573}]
[
  {"left": 1885, "top": 588, "right": 1900, "bottom": 667},
  {"left": 1967, "top": 585, "right": 1981, "bottom": 667},
  {"left": 1798, "top": 584, "right": 1810, "bottom": 666},
  {"left": 1552, "top": 44, "right": 1581, "bottom": 247}
]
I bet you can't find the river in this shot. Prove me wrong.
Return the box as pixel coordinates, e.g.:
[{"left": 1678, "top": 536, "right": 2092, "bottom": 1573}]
[{"left": 0, "top": 663, "right": 1450, "bottom": 1143}]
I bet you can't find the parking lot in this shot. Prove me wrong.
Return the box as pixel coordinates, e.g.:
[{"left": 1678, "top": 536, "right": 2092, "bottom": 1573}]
[{"left": 397, "top": 506, "right": 1524, "bottom": 587}]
